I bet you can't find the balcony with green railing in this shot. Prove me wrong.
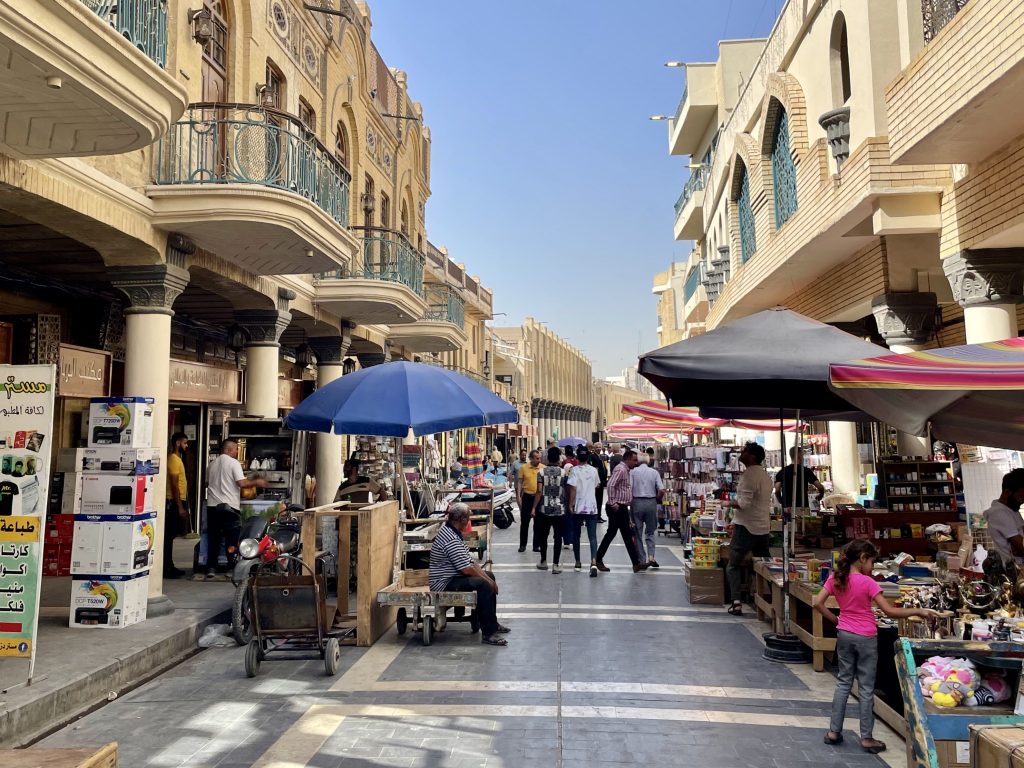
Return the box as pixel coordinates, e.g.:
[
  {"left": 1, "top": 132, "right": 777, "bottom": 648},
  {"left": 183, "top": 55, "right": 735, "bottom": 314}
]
[
  {"left": 425, "top": 285, "right": 466, "bottom": 329},
  {"left": 314, "top": 226, "right": 427, "bottom": 325},
  {"left": 155, "top": 104, "right": 351, "bottom": 228},
  {"left": 389, "top": 283, "right": 468, "bottom": 353},
  {"left": 82, "top": 0, "right": 168, "bottom": 67},
  {"left": 673, "top": 168, "right": 706, "bottom": 241}
]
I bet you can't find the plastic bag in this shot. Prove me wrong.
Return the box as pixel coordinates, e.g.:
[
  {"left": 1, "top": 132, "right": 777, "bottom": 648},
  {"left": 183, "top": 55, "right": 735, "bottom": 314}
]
[{"left": 198, "top": 623, "right": 233, "bottom": 648}]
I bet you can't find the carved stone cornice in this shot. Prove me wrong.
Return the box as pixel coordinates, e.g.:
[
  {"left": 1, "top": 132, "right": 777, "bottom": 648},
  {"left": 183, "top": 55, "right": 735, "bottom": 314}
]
[
  {"left": 109, "top": 264, "right": 190, "bottom": 316},
  {"left": 818, "top": 107, "right": 851, "bottom": 170},
  {"left": 871, "top": 292, "right": 938, "bottom": 347},
  {"left": 943, "top": 250, "right": 1024, "bottom": 308},
  {"left": 234, "top": 309, "right": 292, "bottom": 347},
  {"left": 383, "top": 339, "right": 394, "bottom": 363},
  {"left": 308, "top": 323, "right": 354, "bottom": 366}
]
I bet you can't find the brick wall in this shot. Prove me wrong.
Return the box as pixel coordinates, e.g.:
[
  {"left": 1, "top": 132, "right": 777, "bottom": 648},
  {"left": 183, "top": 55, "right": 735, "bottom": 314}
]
[{"left": 782, "top": 241, "right": 887, "bottom": 321}]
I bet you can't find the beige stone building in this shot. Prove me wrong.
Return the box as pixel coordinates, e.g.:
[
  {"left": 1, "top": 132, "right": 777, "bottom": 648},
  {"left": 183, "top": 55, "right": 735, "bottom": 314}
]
[
  {"left": 492, "top": 319, "right": 593, "bottom": 444},
  {"left": 592, "top": 379, "right": 652, "bottom": 442},
  {"left": 0, "top": 0, "right": 494, "bottom": 609},
  {"left": 658, "top": 0, "right": 1024, "bottom": 494}
]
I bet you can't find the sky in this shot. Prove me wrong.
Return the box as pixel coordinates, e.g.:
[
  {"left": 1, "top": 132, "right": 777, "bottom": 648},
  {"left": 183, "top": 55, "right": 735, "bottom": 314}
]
[{"left": 367, "top": 1, "right": 781, "bottom": 377}]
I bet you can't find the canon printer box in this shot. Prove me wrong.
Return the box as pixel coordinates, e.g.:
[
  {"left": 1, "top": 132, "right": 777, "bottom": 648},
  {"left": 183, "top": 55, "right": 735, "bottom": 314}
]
[
  {"left": 79, "top": 474, "right": 155, "bottom": 514},
  {"left": 69, "top": 572, "right": 148, "bottom": 629},
  {"left": 87, "top": 397, "right": 154, "bottom": 449}
]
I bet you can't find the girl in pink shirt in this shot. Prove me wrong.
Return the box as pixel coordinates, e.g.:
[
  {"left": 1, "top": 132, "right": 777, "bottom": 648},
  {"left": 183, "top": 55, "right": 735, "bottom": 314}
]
[{"left": 813, "top": 540, "right": 935, "bottom": 754}]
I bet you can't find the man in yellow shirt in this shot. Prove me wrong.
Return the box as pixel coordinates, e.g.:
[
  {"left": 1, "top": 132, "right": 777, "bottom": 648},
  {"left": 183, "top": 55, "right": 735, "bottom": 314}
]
[
  {"left": 165, "top": 431, "right": 189, "bottom": 579},
  {"left": 516, "top": 449, "right": 543, "bottom": 553}
]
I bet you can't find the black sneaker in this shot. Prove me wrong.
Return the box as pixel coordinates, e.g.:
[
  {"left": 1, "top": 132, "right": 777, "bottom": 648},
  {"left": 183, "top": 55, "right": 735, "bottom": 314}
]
[
  {"left": 649, "top": 560, "right": 660, "bottom": 569},
  {"left": 518, "top": 546, "right": 526, "bottom": 553},
  {"left": 590, "top": 565, "right": 598, "bottom": 578}
]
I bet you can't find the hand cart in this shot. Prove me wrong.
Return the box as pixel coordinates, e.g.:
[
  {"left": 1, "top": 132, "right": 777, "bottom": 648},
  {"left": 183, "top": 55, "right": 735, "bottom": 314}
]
[
  {"left": 244, "top": 555, "right": 353, "bottom": 677},
  {"left": 434, "top": 487, "right": 496, "bottom": 561},
  {"left": 376, "top": 497, "right": 495, "bottom": 646}
]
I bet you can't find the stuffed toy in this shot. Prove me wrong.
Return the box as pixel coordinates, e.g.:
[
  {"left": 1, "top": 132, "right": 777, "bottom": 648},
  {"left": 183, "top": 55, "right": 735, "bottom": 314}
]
[
  {"left": 930, "top": 672, "right": 976, "bottom": 708},
  {"left": 919, "top": 657, "right": 979, "bottom": 706},
  {"left": 965, "top": 674, "right": 1012, "bottom": 706}
]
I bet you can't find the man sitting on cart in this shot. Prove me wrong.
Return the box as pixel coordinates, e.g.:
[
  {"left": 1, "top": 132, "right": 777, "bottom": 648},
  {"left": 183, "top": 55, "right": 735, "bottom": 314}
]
[{"left": 429, "top": 502, "right": 510, "bottom": 647}]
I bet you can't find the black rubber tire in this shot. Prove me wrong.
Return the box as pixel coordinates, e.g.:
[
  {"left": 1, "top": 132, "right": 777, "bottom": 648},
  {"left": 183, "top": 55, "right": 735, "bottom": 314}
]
[
  {"left": 469, "top": 612, "right": 479, "bottom": 634},
  {"left": 231, "top": 581, "right": 254, "bottom": 646},
  {"left": 396, "top": 608, "right": 408, "bottom": 636},
  {"left": 324, "top": 637, "right": 341, "bottom": 676},
  {"left": 422, "top": 615, "right": 434, "bottom": 646},
  {"left": 244, "top": 639, "right": 260, "bottom": 678}
]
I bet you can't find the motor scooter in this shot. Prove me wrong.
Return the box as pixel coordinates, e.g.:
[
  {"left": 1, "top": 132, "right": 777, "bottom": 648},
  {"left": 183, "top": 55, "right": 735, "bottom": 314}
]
[{"left": 230, "top": 505, "right": 303, "bottom": 645}]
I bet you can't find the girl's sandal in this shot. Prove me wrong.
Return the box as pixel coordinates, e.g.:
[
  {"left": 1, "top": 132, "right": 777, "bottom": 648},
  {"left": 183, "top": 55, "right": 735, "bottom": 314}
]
[
  {"left": 823, "top": 732, "right": 843, "bottom": 745},
  {"left": 861, "top": 739, "right": 886, "bottom": 754}
]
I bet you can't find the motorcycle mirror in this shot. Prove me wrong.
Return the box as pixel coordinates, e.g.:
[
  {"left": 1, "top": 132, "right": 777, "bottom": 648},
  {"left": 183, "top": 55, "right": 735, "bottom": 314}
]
[{"left": 238, "top": 538, "right": 261, "bottom": 560}]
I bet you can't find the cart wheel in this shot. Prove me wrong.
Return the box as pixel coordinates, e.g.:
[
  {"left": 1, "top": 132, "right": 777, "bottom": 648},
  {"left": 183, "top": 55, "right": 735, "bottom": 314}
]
[
  {"left": 231, "top": 581, "right": 254, "bottom": 646},
  {"left": 244, "top": 639, "right": 261, "bottom": 678},
  {"left": 396, "top": 608, "right": 408, "bottom": 636},
  {"left": 469, "top": 612, "right": 479, "bottom": 634},
  {"left": 422, "top": 615, "right": 434, "bottom": 646},
  {"left": 324, "top": 637, "right": 341, "bottom": 676}
]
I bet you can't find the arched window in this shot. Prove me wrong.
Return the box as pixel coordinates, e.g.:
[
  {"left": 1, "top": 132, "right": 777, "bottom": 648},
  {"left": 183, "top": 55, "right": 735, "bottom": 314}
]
[
  {"left": 200, "top": 0, "right": 229, "bottom": 102},
  {"left": 830, "top": 13, "right": 852, "bottom": 107},
  {"left": 400, "top": 200, "right": 410, "bottom": 236},
  {"left": 298, "top": 99, "right": 315, "bottom": 132},
  {"left": 334, "top": 121, "right": 349, "bottom": 168},
  {"left": 736, "top": 162, "right": 756, "bottom": 263},
  {"left": 770, "top": 107, "right": 798, "bottom": 229}
]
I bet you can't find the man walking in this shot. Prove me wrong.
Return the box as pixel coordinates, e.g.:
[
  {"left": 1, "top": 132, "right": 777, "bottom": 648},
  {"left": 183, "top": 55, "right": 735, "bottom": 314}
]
[
  {"left": 567, "top": 445, "right": 601, "bottom": 576},
  {"left": 510, "top": 449, "right": 527, "bottom": 493},
  {"left": 775, "top": 446, "right": 825, "bottom": 510},
  {"left": 596, "top": 449, "right": 646, "bottom": 573},
  {"left": 630, "top": 453, "right": 664, "bottom": 568},
  {"left": 516, "top": 449, "right": 543, "bottom": 553},
  {"left": 723, "top": 442, "right": 774, "bottom": 615},
  {"left": 204, "top": 439, "right": 267, "bottom": 579},
  {"left": 164, "top": 431, "right": 190, "bottom": 579},
  {"left": 588, "top": 444, "right": 608, "bottom": 523}
]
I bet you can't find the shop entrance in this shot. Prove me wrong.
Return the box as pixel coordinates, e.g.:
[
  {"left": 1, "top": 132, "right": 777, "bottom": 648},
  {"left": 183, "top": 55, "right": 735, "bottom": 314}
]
[{"left": 168, "top": 403, "right": 234, "bottom": 531}]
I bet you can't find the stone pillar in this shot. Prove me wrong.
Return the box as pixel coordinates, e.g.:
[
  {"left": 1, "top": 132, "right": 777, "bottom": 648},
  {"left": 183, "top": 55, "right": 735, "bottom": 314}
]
[
  {"left": 829, "top": 421, "right": 861, "bottom": 496},
  {"left": 309, "top": 324, "right": 354, "bottom": 507},
  {"left": 943, "top": 250, "right": 1024, "bottom": 344},
  {"left": 235, "top": 309, "right": 291, "bottom": 418},
  {"left": 110, "top": 262, "right": 190, "bottom": 614},
  {"left": 872, "top": 292, "right": 938, "bottom": 455}
]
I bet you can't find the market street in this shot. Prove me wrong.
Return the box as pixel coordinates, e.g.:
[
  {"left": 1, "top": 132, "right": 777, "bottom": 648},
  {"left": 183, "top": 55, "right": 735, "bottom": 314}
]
[{"left": 37, "top": 527, "right": 899, "bottom": 768}]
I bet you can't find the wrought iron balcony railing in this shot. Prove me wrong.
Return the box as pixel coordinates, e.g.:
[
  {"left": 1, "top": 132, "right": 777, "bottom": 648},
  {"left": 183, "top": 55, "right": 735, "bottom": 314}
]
[
  {"left": 81, "top": 0, "right": 168, "bottom": 67},
  {"left": 922, "top": 0, "right": 970, "bottom": 42},
  {"left": 424, "top": 285, "right": 466, "bottom": 329},
  {"left": 674, "top": 168, "right": 706, "bottom": 216},
  {"left": 421, "top": 360, "right": 487, "bottom": 386},
  {"left": 155, "top": 103, "right": 351, "bottom": 228},
  {"left": 317, "top": 227, "right": 425, "bottom": 297}
]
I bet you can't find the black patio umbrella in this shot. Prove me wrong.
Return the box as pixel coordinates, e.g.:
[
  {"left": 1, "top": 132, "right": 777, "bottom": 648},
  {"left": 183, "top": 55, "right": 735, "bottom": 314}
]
[
  {"left": 638, "top": 307, "right": 890, "bottom": 662},
  {"left": 638, "top": 307, "right": 890, "bottom": 420}
]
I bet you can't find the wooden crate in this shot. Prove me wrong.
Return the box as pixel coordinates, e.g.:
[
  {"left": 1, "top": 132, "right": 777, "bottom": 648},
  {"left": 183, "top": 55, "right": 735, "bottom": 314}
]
[
  {"left": 0, "top": 742, "right": 117, "bottom": 767},
  {"left": 402, "top": 569, "right": 429, "bottom": 588}
]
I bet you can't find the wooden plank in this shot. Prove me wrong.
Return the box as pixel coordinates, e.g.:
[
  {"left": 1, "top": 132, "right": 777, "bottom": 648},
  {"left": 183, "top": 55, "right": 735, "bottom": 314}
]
[
  {"left": 301, "top": 511, "right": 318, "bottom": 570},
  {"left": 0, "top": 743, "right": 118, "bottom": 767},
  {"left": 337, "top": 514, "right": 352, "bottom": 617},
  {"left": 356, "top": 501, "right": 399, "bottom": 646}
]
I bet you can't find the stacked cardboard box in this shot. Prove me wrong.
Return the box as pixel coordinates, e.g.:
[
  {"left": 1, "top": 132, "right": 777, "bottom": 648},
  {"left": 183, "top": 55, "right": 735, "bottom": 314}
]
[
  {"left": 685, "top": 563, "right": 725, "bottom": 605},
  {"left": 69, "top": 397, "right": 156, "bottom": 629},
  {"left": 43, "top": 514, "right": 74, "bottom": 577}
]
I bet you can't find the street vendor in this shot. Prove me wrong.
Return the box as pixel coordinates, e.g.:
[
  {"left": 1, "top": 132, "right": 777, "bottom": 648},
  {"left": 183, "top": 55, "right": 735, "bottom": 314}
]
[
  {"left": 428, "top": 503, "right": 510, "bottom": 646},
  {"left": 775, "top": 446, "right": 825, "bottom": 509},
  {"left": 983, "top": 468, "right": 1024, "bottom": 564},
  {"left": 721, "top": 442, "right": 774, "bottom": 616},
  {"left": 334, "top": 458, "right": 388, "bottom": 505}
]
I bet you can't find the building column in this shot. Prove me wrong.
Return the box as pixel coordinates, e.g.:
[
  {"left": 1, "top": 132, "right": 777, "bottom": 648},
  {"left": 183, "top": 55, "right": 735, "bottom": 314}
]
[
  {"left": 943, "top": 250, "right": 1024, "bottom": 344},
  {"left": 357, "top": 340, "right": 391, "bottom": 368},
  {"left": 309, "top": 324, "right": 354, "bottom": 507},
  {"left": 235, "top": 309, "right": 291, "bottom": 418},
  {"left": 872, "top": 292, "right": 938, "bottom": 455},
  {"left": 829, "top": 421, "right": 861, "bottom": 496},
  {"left": 110, "top": 262, "right": 190, "bottom": 615}
]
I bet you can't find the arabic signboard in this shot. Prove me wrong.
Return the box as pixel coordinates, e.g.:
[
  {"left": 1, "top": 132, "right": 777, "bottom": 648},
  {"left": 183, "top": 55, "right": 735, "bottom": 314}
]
[
  {"left": 0, "top": 364, "right": 56, "bottom": 680},
  {"left": 168, "top": 359, "right": 242, "bottom": 404},
  {"left": 58, "top": 344, "right": 111, "bottom": 399},
  {"left": 0, "top": 517, "right": 39, "bottom": 658}
]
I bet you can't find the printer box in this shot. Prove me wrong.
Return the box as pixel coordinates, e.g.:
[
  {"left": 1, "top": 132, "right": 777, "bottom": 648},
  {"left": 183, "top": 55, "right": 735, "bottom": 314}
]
[
  {"left": 69, "top": 573, "right": 149, "bottom": 629},
  {"left": 60, "top": 472, "right": 84, "bottom": 514},
  {"left": 57, "top": 447, "right": 160, "bottom": 476},
  {"left": 79, "top": 474, "right": 155, "bottom": 514},
  {"left": 88, "top": 397, "right": 154, "bottom": 449},
  {"left": 73, "top": 512, "right": 155, "bottom": 575}
]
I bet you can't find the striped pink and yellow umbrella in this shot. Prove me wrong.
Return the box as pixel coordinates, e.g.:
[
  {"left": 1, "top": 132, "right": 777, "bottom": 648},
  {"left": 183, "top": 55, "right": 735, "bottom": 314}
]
[{"left": 622, "top": 400, "right": 802, "bottom": 431}]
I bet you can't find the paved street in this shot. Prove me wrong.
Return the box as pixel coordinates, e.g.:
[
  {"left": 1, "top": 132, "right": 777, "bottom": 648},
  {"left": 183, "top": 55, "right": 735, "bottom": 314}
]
[{"left": 39, "top": 526, "right": 901, "bottom": 768}]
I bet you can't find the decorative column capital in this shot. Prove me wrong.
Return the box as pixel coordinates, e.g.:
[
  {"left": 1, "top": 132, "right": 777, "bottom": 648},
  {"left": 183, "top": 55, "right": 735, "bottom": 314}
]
[
  {"left": 308, "top": 330, "right": 354, "bottom": 367},
  {"left": 871, "top": 292, "right": 938, "bottom": 347},
  {"left": 109, "top": 263, "right": 190, "bottom": 316},
  {"left": 383, "top": 339, "right": 394, "bottom": 363},
  {"left": 943, "top": 250, "right": 1024, "bottom": 308},
  {"left": 234, "top": 309, "right": 291, "bottom": 347}
]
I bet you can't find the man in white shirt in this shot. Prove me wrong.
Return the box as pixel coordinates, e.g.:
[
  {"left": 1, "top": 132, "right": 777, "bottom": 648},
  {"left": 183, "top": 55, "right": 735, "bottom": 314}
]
[
  {"left": 722, "top": 442, "right": 774, "bottom": 615},
  {"left": 630, "top": 455, "right": 665, "bottom": 568},
  {"left": 204, "top": 439, "right": 267, "bottom": 579},
  {"left": 566, "top": 446, "right": 601, "bottom": 575},
  {"left": 984, "top": 469, "right": 1024, "bottom": 565}
]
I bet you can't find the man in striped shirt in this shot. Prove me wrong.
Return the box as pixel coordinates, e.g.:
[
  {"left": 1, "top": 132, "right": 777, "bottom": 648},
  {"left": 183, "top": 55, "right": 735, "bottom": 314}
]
[
  {"left": 429, "top": 503, "right": 510, "bottom": 646},
  {"left": 595, "top": 449, "right": 647, "bottom": 572}
]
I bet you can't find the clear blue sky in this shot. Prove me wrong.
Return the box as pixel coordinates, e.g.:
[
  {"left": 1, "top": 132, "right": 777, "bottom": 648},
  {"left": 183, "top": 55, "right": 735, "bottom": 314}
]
[{"left": 368, "top": 1, "right": 779, "bottom": 377}]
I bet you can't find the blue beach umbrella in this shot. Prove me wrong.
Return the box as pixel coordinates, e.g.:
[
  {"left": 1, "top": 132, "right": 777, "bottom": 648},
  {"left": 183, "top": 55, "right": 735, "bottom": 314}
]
[
  {"left": 557, "top": 437, "right": 586, "bottom": 448},
  {"left": 285, "top": 361, "right": 519, "bottom": 437}
]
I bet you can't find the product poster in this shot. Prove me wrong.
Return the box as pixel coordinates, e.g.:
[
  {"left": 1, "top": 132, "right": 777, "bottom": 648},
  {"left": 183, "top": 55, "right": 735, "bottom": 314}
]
[{"left": 0, "top": 364, "right": 56, "bottom": 678}]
